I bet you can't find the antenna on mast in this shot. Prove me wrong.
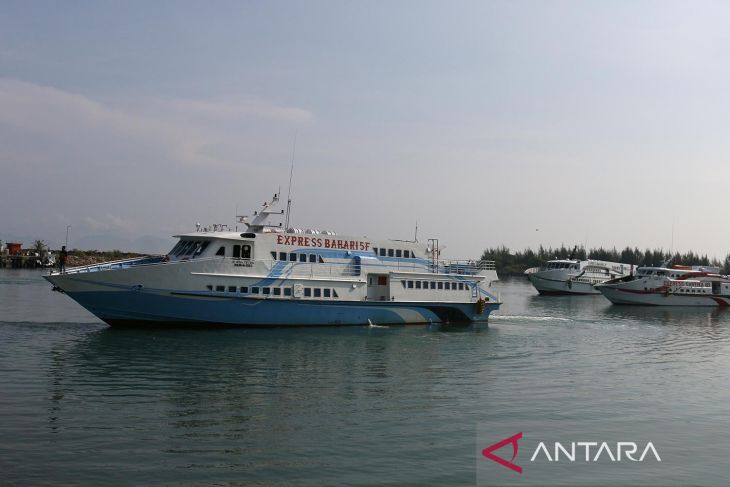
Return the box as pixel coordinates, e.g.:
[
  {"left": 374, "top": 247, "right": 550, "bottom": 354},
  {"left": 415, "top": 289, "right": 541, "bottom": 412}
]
[
  {"left": 284, "top": 135, "right": 297, "bottom": 229},
  {"left": 414, "top": 220, "right": 418, "bottom": 242}
]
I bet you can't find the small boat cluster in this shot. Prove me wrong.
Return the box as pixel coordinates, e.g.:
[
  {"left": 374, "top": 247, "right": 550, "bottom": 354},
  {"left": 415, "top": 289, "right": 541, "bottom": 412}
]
[{"left": 526, "top": 259, "right": 730, "bottom": 307}]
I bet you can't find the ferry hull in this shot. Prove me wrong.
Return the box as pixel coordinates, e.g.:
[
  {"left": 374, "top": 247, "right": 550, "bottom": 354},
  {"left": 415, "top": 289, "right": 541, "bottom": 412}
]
[
  {"left": 59, "top": 289, "right": 499, "bottom": 327},
  {"left": 596, "top": 286, "right": 730, "bottom": 307},
  {"left": 527, "top": 273, "right": 599, "bottom": 295}
]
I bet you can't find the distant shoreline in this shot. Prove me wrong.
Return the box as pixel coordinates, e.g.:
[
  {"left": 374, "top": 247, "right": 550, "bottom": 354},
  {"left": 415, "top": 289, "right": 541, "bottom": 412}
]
[{"left": 0, "top": 249, "right": 152, "bottom": 270}]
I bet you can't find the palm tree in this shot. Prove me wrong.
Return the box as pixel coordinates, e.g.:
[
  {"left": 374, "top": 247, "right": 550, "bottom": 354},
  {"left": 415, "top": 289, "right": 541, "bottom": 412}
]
[{"left": 33, "top": 239, "right": 47, "bottom": 260}]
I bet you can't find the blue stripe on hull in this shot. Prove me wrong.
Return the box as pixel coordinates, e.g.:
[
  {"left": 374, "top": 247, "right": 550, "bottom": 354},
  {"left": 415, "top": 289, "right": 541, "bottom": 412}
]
[{"left": 66, "top": 291, "right": 499, "bottom": 327}]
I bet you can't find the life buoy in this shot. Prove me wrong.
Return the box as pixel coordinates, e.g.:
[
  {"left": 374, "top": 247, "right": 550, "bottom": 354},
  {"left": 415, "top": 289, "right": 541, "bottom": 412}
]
[{"left": 476, "top": 298, "right": 485, "bottom": 314}]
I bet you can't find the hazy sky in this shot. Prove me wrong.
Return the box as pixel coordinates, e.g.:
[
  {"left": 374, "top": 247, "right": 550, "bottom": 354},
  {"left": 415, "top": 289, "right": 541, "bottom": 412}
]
[{"left": 2, "top": 1, "right": 730, "bottom": 258}]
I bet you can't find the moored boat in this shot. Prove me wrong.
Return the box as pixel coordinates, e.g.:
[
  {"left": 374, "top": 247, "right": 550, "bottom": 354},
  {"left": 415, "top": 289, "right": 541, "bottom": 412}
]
[
  {"left": 45, "top": 193, "right": 501, "bottom": 326},
  {"left": 595, "top": 265, "right": 730, "bottom": 306},
  {"left": 525, "top": 259, "right": 632, "bottom": 295}
]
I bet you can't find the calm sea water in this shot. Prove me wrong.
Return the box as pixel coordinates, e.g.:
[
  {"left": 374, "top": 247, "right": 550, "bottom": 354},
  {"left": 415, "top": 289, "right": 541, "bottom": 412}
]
[{"left": 2, "top": 269, "right": 730, "bottom": 486}]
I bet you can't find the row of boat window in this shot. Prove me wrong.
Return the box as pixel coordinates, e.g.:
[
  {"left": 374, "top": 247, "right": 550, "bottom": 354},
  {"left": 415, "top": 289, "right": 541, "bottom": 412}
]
[
  {"left": 374, "top": 248, "right": 416, "bottom": 258},
  {"left": 638, "top": 270, "right": 693, "bottom": 278},
  {"left": 169, "top": 240, "right": 211, "bottom": 257},
  {"left": 207, "top": 285, "right": 339, "bottom": 298},
  {"left": 402, "top": 280, "right": 468, "bottom": 291},
  {"left": 214, "top": 244, "right": 252, "bottom": 258},
  {"left": 546, "top": 262, "right": 579, "bottom": 270},
  {"left": 270, "top": 252, "right": 326, "bottom": 263}
]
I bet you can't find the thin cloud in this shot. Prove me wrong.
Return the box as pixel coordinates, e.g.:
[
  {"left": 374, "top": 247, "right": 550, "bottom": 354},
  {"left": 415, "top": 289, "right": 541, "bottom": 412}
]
[
  {"left": 81, "top": 213, "right": 136, "bottom": 232},
  {"left": 0, "top": 78, "right": 314, "bottom": 170},
  {"left": 157, "top": 98, "right": 315, "bottom": 124}
]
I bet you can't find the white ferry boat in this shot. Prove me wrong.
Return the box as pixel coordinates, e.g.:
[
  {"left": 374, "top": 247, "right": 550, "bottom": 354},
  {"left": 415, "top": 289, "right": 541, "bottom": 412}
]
[
  {"left": 595, "top": 265, "right": 730, "bottom": 306},
  {"left": 45, "top": 194, "right": 500, "bottom": 326},
  {"left": 524, "top": 259, "right": 632, "bottom": 295}
]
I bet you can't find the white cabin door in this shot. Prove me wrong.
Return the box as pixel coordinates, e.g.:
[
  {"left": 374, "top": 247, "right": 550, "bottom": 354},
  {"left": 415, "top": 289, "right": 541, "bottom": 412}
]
[{"left": 367, "top": 274, "right": 390, "bottom": 301}]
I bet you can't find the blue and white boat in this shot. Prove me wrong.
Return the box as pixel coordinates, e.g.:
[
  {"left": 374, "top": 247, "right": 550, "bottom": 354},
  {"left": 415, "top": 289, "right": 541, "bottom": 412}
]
[{"left": 45, "top": 193, "right": 500, "bottom": 326}]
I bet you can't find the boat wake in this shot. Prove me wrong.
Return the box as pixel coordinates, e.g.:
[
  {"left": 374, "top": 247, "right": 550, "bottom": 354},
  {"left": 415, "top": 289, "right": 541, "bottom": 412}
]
[
  {"left": 491, "top": 314, "right": 573, "bottom": 323},
  {"left": 367, "top": 319, "right": 389, "bottom": 329}
]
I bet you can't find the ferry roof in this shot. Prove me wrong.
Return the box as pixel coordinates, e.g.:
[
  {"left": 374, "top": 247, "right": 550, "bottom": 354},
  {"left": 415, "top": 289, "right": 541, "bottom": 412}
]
[
  {"left": 172, "top": 230, "right": 419, "bottom": 246},
  {"left": 636, "top": 265, "right": 722, "bottom": 274},
  {"left": 172, "top": 193, "right": 428, "bottom": 250}
]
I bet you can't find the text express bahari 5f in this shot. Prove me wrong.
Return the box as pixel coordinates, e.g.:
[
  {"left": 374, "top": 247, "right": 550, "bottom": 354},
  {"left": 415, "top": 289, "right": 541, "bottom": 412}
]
[{"left": 45, "top": 194, "right": 500, "bottom": 327}]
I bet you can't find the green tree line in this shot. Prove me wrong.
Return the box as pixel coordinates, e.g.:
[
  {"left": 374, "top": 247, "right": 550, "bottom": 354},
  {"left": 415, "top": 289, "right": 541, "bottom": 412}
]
[{"left": 480, "top": 245, "right": 730, "bottom": 276}]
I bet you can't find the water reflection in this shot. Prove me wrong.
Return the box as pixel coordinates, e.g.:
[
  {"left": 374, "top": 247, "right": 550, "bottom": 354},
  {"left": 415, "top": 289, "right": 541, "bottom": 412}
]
[
  {"left": 3, "top": 271, "right": 729, "bottom": 485},
  {"left": 44, "top": 325, "right": 500, "bottom": 445},
  {"left": 600, "top": 304, "right": 729, "bottom": 327}
]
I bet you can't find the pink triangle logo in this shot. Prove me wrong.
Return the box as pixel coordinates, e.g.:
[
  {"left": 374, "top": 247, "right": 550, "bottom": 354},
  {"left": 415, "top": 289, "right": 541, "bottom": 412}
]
[{"left": 482, "top": 432, "right": 523, "bottom": 474}]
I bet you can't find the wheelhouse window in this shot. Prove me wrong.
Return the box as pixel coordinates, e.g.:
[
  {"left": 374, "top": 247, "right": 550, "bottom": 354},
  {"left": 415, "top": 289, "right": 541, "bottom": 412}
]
[
  {"left": 228, "top": 286, "right": 236, "bottom": 293},
  {"left": 279, "top": 252, "right": 287, "bottom": 261},
  {"left": 241, "top": 244, "right": 252, "bottom": 259},
  {"left": 233, "top": 245, "right": 241, "bottom": 258},
  {"left": 324, "top": 289, "right": 331, "bottom": 298},
  {"left": 216, "top": 246, "right": 226, "bottom": 256},
  {"left": 169, "top": 241, "right": 185, "bottom": 255},
  {"left": 299, "top": 254, "right": 307, "bottom": 263},
  {"left": 273, "top": 288, "right": 281, "bottom": 296},
  {"left": 304, "top": 288, "right": 312, "bottom": 297},
  {"left": 174, "top": 241, "right": 188, "bottom": 256},
  {"left": 284, "top": 287, "right": 292, "bottom": 297},
  {"left": 216, "top": 285, "right": 225, "bottom": 292},
  {"left": 177, "top": 241, "right": 193, "bottom": 256},
  {"left": 314, "top": 288, "right": 321, "bottom": 298},
  {"left": 263, "top": 287, "right": 271, "bottom": 295},
  {"left": 289, "top": 253, "right": 297, "bottom": 262},
  {"left": 193, "top": 241, "right": 210, "bottom": 256},
  {"left": 309, "top": 254, "right": 317, "bottom": 263},
  {"left": 396, "top": 249, "right": 402, "bottom": 257},
  {"left": 388, "top": 249, "right": 394, "bottom": 257},
  {"left": 252, "top": 287, "right": 259, "bottom": 294},
  {"left": 240, "top": 286, "right": 249, "bottom": 293},
  {"left": 404, "top": 250, "right": 410, "bottom": 258},
  {"left": 379, "top": 248, "right": 386, "bottom": 257}
]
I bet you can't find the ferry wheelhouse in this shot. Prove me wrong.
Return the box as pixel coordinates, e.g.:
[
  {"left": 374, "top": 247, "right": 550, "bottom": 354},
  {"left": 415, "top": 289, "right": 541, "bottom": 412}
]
[
  {"left": 524, "top": 259, "right": 632, "bottom": 295},
  {"left": 595, "top": 265, "right": 730, "bottom": 306},
  {"left": 45, "top": 194, "right": 500, "bottom": 326}
]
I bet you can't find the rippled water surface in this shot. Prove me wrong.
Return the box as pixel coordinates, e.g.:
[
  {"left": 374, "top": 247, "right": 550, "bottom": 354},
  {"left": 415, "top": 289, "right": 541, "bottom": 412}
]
[{"left": 2, "top": 270, "right": 730, "bottom": 486}]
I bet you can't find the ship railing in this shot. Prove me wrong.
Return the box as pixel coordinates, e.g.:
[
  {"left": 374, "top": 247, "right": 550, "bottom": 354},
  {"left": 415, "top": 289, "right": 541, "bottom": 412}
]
[
  {"left": 48, "top": 255, "right": 164, "bottom": 275},
  {"left": 48, "top": 256, "right": 496, "bottom": 278},
  {"left": 259, "top": 258, "right": 496, "bottom": 278}
]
